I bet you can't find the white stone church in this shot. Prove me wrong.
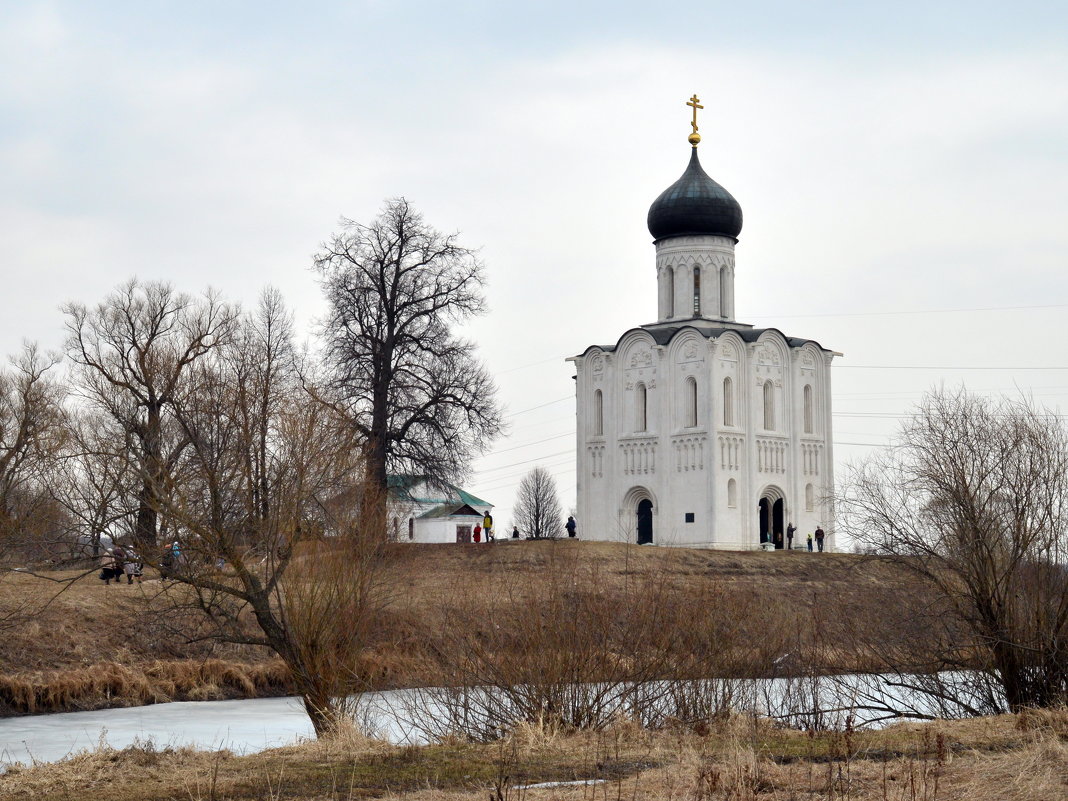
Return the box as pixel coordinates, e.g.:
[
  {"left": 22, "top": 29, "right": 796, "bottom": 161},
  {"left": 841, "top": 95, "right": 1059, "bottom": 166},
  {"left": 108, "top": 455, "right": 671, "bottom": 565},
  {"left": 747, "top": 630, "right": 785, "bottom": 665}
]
[{"left": 569, "top": 117, "right": 838, "bottom": 550}]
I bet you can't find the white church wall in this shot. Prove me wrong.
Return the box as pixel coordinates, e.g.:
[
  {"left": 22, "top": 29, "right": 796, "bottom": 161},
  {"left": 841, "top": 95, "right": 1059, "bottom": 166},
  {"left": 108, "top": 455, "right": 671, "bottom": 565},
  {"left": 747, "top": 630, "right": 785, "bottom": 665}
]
[{"left": 575, "top": 328, "right": 834, "bottom": 551}]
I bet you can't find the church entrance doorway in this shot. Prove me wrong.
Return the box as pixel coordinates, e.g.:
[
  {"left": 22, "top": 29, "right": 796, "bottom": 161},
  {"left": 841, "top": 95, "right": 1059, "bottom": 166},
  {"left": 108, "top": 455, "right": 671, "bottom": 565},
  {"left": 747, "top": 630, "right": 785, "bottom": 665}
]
[
  {"left": 757, "top": 494, "right": 785, "bottom": 548},
  {"left": 636, "top": 499, "right": 654, "bottom": 544}
]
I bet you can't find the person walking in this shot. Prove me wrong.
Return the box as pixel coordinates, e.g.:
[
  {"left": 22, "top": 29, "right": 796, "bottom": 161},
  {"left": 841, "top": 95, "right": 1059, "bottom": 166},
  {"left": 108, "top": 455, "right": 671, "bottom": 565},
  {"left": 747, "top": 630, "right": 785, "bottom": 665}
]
[
  {"left": 806, "top": 532, "right": 813, "bottom": 552},
  {"left": 786, "top": 523, "right": 796, "bottom": 550},
  {"left": 123, "top": 548, "right": 142, "bottom": 584},
  {"left": 473, "top": 524, "right": 481, "bottom": 543},
  {"left": 815, "top": 525, "right": 825, "bottom": 552},
  {"left": 100, "top": 548, "right": 121, "bottom": 585},
  {"left": 482, "top": 511, "right": 493, "bottom": 542},
  {"left": 159, "top": 545, "right": 174, "bottom": 579},
  {"left": 565, "top": 516, "right": 577, "bottom": 538}
]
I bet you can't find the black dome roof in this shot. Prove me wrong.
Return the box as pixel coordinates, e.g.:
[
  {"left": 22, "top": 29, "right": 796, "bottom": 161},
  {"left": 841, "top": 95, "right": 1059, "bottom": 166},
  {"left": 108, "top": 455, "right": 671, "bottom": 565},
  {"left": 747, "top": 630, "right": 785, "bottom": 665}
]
[{"left": 647, "top": 148, "right": 743, "bottom": 241}]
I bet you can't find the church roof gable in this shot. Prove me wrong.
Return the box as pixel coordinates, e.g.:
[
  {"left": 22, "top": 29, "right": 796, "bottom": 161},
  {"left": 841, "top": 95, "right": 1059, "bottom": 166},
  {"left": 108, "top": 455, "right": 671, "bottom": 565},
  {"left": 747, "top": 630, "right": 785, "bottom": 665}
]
[
  {"left": 417, "top": 502, "right": 483, "bottom": 520},
  {"left": 575, "top": 324, "right": 833, "bottom": 358}
]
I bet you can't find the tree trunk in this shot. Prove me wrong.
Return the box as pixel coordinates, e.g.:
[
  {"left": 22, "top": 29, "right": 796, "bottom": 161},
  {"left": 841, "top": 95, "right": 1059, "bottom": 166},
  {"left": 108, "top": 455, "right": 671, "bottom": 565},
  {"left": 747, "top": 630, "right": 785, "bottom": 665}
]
[{"left": 301, "top": 689, "right": 341, "bottom": 738}]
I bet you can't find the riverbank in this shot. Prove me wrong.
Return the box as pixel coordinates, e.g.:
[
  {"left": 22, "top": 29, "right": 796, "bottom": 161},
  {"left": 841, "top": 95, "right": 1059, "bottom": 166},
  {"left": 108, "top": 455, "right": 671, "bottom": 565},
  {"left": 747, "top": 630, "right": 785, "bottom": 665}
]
[
  {"left": 0, "top": 541, "right": 923, "bottom": 716},
  {"left": 2, "top": 710, "right": 1066, "bottom": 800}
]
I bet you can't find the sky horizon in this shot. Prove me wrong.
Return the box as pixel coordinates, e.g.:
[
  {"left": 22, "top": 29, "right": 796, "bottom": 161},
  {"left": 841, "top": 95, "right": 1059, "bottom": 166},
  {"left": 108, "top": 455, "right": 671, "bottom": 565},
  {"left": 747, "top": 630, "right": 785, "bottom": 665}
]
[{"left": 3, "top": 1, "right": 1068, "bottom": 543}]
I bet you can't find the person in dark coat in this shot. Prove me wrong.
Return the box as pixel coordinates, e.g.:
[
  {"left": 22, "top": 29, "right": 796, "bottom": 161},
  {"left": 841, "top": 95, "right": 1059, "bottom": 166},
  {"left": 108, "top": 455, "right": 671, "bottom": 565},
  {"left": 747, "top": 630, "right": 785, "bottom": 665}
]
[
  {"left": 815, "top": 525, "right": 825, "bottom": 552},
  {"left": 512, "top": 526, "right": 519, "bottom": 539},
  {"left": 786, "top": 523, "right": 796, "bottom": 550},
  {"left": 565, "top": 516, "right": 577, "bottom": 538}
]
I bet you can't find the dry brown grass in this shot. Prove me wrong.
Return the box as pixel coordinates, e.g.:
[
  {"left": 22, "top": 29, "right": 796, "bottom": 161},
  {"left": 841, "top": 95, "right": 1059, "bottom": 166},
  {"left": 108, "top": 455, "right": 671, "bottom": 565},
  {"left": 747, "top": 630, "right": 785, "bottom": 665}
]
[
  {"left": 0, "top": 541, "right": 927, "bottom": 716},
  {"left": 2, "top": 711, "right": 1067, "bottom": 800}
]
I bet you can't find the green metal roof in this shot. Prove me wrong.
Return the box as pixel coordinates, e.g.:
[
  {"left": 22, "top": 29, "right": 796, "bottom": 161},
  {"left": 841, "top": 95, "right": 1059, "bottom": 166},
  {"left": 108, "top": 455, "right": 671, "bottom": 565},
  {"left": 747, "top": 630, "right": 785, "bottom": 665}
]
[{"left": 387, "top": 475, "right": 491, "bottom": 510}]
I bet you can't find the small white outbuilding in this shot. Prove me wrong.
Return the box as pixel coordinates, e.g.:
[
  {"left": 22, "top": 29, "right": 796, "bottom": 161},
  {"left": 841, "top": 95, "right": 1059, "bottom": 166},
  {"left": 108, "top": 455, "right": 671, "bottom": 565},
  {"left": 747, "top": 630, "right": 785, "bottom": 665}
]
[{"left": 387, "top": 474, "right": 494, "bottom": 544}]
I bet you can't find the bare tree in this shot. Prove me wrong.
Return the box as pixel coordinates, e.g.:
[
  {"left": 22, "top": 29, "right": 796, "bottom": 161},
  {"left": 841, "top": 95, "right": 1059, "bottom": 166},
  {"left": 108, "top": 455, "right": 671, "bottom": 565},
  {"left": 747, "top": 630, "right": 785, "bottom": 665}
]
[
  {"left": 0, "top": 343, "right": 68, "bottom": 557},
  {"left": 51, "top": 410, "right": 136, "bottom": 559},
  {"left": 63, "top": 279, "right": 238, "bottom": 551},
  {"left": 839, "top": 388, "right": 1068, "bottom": 712},
  {"left": 145, "top": 292, "right": 390, "bottom": 736},
  {"left": 315, "top": 198, "right": 504, "bottom": 517},
  {"left": 514, "top": 466, "right": 562, "bottom": 540}
]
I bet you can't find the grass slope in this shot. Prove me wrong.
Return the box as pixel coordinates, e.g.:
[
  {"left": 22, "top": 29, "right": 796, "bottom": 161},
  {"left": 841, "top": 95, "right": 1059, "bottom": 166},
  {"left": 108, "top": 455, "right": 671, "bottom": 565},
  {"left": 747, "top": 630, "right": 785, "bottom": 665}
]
[{"left": 0, "top": 541, "right": 915, "bottom": 716}]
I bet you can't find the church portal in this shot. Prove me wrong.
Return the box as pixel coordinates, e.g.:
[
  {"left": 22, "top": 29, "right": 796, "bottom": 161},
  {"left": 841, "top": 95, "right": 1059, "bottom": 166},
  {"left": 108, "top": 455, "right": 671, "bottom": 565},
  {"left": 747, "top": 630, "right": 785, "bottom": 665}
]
[{"left": 636, "top": 498, "right": 654, "bottom": 544}]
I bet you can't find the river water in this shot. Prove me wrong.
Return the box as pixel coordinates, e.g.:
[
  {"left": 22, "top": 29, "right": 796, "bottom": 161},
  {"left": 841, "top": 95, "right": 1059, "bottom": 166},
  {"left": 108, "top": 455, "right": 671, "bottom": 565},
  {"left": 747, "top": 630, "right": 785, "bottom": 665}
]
[{"left": 0, "top": 673, "right": 998, "bottom": 769}]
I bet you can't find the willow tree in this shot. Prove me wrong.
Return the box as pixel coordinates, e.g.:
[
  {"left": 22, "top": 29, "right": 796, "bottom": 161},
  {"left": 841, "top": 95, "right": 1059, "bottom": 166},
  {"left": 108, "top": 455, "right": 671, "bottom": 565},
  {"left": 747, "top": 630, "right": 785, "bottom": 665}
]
[
  {"left": 148, "top": 291, "right": 389, "bottom": 736},
  {"left": 315, "top": 198, "right": 503, "bottom": 516},
  {"left": 839, "top": 389, "right": 1068, "bottom": 713}
]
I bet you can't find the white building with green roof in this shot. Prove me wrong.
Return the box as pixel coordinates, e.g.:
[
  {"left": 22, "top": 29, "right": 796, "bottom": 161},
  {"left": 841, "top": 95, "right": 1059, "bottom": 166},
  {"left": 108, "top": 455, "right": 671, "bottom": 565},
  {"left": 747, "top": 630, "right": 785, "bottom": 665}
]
[{"left": 387, "top": 474, "right": 494, "bottom": 543}]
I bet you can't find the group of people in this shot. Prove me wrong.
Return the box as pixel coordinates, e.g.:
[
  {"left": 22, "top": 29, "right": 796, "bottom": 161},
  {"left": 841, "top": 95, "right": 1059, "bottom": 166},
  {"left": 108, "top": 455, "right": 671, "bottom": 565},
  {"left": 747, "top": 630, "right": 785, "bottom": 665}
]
[
  {"left": 98, "top": 544, "right": 143, "bottom": 584},
  {"left": 99, "top": 539, "right": 188, "bottom": 584},
  {"left": 472, "top": 513, "right": 579, "bottom": 542},
  {"left": 771, "top": 523, "right": 825, "bottom": 551},
  {"left": 472, "top": 511, "right": 494, "bottom": 543}
]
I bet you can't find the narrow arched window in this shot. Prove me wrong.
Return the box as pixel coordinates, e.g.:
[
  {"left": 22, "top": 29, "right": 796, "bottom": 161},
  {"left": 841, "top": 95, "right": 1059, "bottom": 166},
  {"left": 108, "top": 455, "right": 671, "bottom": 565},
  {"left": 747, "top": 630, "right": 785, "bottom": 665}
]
[
  {"left": 763, "top": 380, "right": 775, "bottom": 430},
  {"left": 693, "top": 267, "right": 701, "bottom": 316},
  {"left": 727, "top": 478, "right": 737, "bottom": 508},
  {"left": 805, "top": 483, "right": 815, "bottom": 512},
  {"left": 685, "top": 377, "right": 697, "bottom": 428},
  {"left": 722, "top": 377, "right": 733, "bottom": 427},
  {"left": 719, "top": 268, "right": 728, "bottom": 317},
  {"left": 593, "top": 389, "right": 603, "bottom": 436},
  {"left": 803, "top": 384, "right": 813, "bottom": 434},
  {"left": 665, "top": 266, "right": 674, "bottom": 318},
  {"left": 636, "top": 383, "right": 647, "bottom": 432}
]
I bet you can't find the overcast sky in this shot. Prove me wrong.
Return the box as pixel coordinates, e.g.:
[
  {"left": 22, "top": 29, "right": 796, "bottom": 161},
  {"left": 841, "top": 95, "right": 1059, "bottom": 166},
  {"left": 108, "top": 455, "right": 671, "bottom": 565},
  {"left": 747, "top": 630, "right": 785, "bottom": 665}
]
[{"left": 3, "top": 1, "right": 1068, "bottom": 536}]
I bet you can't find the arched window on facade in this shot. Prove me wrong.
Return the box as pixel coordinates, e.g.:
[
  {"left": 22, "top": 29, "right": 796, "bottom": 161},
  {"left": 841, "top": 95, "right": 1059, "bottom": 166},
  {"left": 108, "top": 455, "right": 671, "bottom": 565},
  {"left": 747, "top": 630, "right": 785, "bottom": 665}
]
[
  {"left": 727, "top": 478, "right": 737, "bottom": 508},
  {"left": 636, "top": 383, "right": 647, "bottom": 432},
  {"left": 719, "top": 268, "right": 728, "bottom": 317},
  {"left": 805, "top": 483, "right": 815, "bottom": 512},
  {"left": 723, "top": 377, "right": 733, "bottom": 426},
  {"left": 685, "top": 377, "right": 697, "bottom": 428},
  {"left": 803, "top": 384, "right": 814, "bottom": 434},
  {"left": 763, "top": 380, "right": 775, "bottom": 430},
  {"left": 593, "top": 389, "right": 603, "bottom": 436},
  {"left": 693, "top": 267, "right": 701, "bottom": 316}
]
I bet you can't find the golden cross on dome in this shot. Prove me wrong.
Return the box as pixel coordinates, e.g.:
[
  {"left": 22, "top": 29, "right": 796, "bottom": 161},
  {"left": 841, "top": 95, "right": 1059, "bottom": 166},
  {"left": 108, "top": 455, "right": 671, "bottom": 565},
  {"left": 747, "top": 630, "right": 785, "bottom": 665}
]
[{"left": 686, "top": 94, "right": 703, "bottom": 146}]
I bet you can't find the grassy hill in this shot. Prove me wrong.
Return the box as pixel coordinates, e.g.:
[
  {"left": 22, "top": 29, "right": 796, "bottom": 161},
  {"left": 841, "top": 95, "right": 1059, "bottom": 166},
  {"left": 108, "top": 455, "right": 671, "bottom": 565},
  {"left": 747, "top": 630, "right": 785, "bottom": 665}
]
[{"left": 0, "top": 540, "right": 922, "bottom": 716}]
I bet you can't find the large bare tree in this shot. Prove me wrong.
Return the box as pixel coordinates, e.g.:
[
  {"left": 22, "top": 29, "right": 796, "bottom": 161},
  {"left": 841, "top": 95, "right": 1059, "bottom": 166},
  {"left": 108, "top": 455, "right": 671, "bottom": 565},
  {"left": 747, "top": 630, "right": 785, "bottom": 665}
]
[
  {"left": 839, "top": 388, "right": 1068, "bottom": 712},
  {"left": 63, "top": 279, "right": 237, "bottom": 551},
  {"left": 315, "top": 198, "right": 503, "bottom": 512},
  {"left": 514, "top": 466, "right": 563, "bottom": 540}
]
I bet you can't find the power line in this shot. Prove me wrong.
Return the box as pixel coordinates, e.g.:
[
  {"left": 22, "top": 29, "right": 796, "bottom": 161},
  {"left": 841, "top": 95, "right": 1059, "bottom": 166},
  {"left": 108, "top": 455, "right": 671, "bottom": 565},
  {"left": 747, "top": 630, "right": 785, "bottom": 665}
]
[
  {"left": 839, "top": 365, "right": 1068, "bottom": 370},
  {"left": 503, "top": 396, "right": 572, "bottom": 418},
  {"left": 474, "top": 448, "right": 573, "bottom": 475},
  {"left": 497, "top": 356, "right": 563, "bottom": 375},
  {"left": 750, "top": 303, "right": 1068, "bottom": 319},
  {"left": 489, "top": 431, "right": 572, "bottom": 455}
]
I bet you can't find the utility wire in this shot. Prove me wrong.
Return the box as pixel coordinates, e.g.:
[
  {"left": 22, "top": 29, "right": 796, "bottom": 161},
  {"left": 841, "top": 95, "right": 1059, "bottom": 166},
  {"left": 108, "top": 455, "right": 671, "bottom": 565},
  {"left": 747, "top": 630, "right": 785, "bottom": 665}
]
[
  {"left": 749, "top": 303, "right": 1068, "bottom": 319},
  {"left": 839, "top": 365, "right": 1068, "bottom": 370}
]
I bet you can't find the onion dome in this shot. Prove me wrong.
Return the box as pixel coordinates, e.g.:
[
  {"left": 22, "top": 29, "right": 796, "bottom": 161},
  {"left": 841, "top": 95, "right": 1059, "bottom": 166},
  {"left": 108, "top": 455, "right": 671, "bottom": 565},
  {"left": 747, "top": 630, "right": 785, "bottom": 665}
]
[{"left": 647, "top": 147, "right": 743, "bottom": 242}]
